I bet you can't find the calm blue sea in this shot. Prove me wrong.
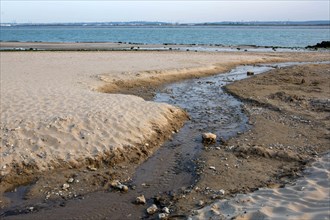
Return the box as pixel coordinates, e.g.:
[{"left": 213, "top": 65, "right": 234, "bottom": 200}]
[{"left": 1, "top": 25, "right": 329, "bottom": 47}]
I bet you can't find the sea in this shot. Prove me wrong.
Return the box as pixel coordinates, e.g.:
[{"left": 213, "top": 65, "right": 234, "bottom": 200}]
[{"left": 0, "top": 25, "right": 329, "bottom": 47}]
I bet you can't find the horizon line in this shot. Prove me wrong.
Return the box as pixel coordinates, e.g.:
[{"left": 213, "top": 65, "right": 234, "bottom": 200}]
[{"left": 1, "top": 20, "right": 330, "bottom": 25}]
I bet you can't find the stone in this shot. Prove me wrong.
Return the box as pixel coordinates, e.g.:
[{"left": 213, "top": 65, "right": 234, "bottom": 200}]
[
  {"left": 162, "top": 207, "right": 170, "bottom": 214},
  {"left": 306, "top": 41, "right": 330, "bottom": 49},
  {"left": 136, "top": 195, "right": 146, "bottom": 204},
  {"left": 247, "top": 71, "right": 254, "bottom": 76},
  {"left": 67, "top": 178, "right": 74, "bottom": 183},
  {"left": 110, "top": 180, "right": 120, "bottom": 187},
  {"left": 202, "top": 132, "right": 217, "bottom": 144},
  {"left": 158, "top": 213, "right": 169, "bottom": 219},
  {"left": 146, "top": 204, "right": 158, "bottom": 215},
  {"left": 210, "top": 208, "right": 220, "bottom": 215},
  {"left": 87, "top": 165, "right": 97, "bottom": 171},
  {"left": 198, "top": 200, "right": 205, "bottom": 206},
  {"left": 219, "top": 189, "right": 225, "bottom": 195},
  {"left": 62, "top": 183, "right": 70, "bottom": 190},
  {"left": 110, "top": 180, "right": 128, "bottom": 192},
  {"left": 209, "top": 166, "right": 216, "bottom": 171},
  {"left": 120, "top": 184, "right": 129, "bottom": 192}
]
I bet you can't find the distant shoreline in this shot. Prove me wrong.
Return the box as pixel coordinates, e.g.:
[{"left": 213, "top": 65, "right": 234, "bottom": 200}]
[{"left": 1, "top": 20, "right": 329, "bottom": 27}]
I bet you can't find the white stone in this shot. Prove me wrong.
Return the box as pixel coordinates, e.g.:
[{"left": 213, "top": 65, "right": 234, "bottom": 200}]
[
  {"left": 209, "top": 166, "right": 216, "bottom": 170},
  {"left": 158, "top": 213, "right": 169, "bottom": 219},
  {"left": 136, "top": 195, "right": 146, "bottom": 204},
  {"left": 146, "top": 204, "right": 158, "bottom": 215},
  {"left": 62, "top": 183, "right": 70, "bottom": 190},
  {"left": 162, "top": 207, "right": 170, "bottom": 214}
]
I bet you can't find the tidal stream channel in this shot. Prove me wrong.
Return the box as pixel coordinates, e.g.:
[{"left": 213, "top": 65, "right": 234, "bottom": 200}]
[{"left": 2, "top": 62, "right": 325, "bottom": 219}]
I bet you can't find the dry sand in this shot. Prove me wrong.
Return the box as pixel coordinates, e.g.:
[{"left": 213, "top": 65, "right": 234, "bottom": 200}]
[
  {"left": 192, "top": 153, "right": 330, "bottom": 220},
  {"left": 0, "top": 50, "right": 329, "bottom": 214}
]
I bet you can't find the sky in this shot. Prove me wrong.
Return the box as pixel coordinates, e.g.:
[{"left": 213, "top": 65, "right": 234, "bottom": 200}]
[{"left": 0, "top": 1, "right": 329, "bottom": 23}]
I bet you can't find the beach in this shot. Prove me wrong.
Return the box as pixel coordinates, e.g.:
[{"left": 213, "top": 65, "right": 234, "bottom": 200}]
[{"left": 0, "top": 47, "right": 329, "bottom": 218}]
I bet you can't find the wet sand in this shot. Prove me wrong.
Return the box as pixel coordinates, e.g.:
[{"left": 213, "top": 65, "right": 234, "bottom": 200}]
[
  {"left": 0, "top": 41, "right": 309, "bottom": 52},
  {"left": 0, "top": 49, "right": 329, "bottom": 218}
]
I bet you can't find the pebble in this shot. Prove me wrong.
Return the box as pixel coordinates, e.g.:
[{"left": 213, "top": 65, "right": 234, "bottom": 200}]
[
  {"left": 62, "top": 183, "right": 70, "bottom": 190},
  {"left": 146, "top": 204, "right": 158, "bottom": 215},
  {"left": 162, "top": 207, "right": 170, "bottom": 214},
  {"left": 202, "top": 132, "right": 217, "bottom": 144},
  {"left": 158, "top": 213, "right": 169, "bottom": 219},
  {"left": 247, "top": 71, "right": 254, "bottom": 76},
  {"left": 209, "top": 166, "right": 216, "bottom": 170},
  {"left": 135, "top": 195, "right": 146, "bottom": 204},
  {"left": 110, "top": 180, "right": 129, "bottom": 192},
  {"left": 87, "top": 165, "right": 97, "bottom": 171},
  {"left": 210, "top": 208, "right": 220, "bottom": 215},
  {"left": 198, "top": 200, "right": 205, "bottom": 206},
  {"left": 67, "top": 178, "right": 74, "bottom": 183},
  {"left": 120, "top": 184, "right": 129, "bottom": 192},
  {"left": 219, "top": 189, "right": 225, "bottom": 195}
]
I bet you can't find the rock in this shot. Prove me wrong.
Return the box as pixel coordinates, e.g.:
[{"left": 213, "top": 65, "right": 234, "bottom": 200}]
[
  {"left": 110, "top": 180, "right": 120, "bottom": 187},
  {"left": 209, "top": 166, "right": 216, "bottom": 171},
  {"left": 306, "top": 41, "right": 330, "bottom": 49},
  {"left": 87, "top": 165, "right": 97, "bottom": 171},
  {"left": 136, "top": 195, "right": 146, "bottom": 204},
  {"left": 247, "top": 71, "right": 254, "bottom": 76},
  {"left": 110, "top": 180, "right": 128, "bottom": 192},
  {"left": 198, "top": 200, "right": 205, "bottom": 206},
  {"left": 158, "top": 213, "right": 169, "bottom": 219},
  {"left": 120, "top": 184, "right": 129, "bottom": 192},
  {"left": 219, "top": 189, "right": 225, "bottom": 195},
  {"left": 202, "top": 132, "right": 217, "bottom": 144},
  {"left": 162, "top": 207, "right": 170, "bottom": 214},
  {"left": 62, "top": 183, "right": 70, "bottom": 190},
  {"left": 146, "top": 204, "right": 158, "bottom": 215},
  {"left": 210, "top": 208, "right": 220, "bottom": 215},
  {"left": 67, "top": 178, "right": 74, "bottom": 183}
]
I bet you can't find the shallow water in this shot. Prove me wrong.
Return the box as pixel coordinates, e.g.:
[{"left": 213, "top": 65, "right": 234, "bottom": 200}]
[{"left": 1, "top": 26, "right": 329, "bottom": 47}]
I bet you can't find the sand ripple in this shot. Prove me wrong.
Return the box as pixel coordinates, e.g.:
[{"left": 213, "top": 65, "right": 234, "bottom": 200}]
[{"left": 0, "top": 52, "right": 185, "bottom": 177}]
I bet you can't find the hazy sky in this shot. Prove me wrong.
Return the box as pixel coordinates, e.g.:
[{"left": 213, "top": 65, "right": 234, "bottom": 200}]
[{"left": 1, "top": 1, "right": 329, "bottom": 23}]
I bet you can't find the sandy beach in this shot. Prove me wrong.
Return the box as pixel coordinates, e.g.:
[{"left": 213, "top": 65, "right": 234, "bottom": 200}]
[{"left": 0, "top": 47, "right": 329, "bottom": 218}]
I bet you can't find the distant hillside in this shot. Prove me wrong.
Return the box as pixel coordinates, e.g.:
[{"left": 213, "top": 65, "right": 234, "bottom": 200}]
[{"left": 197, "top": 20, "right": 330, "bottom": 26}]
